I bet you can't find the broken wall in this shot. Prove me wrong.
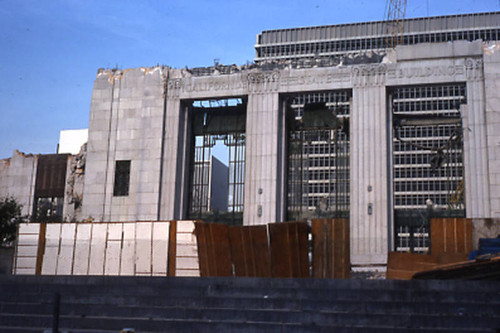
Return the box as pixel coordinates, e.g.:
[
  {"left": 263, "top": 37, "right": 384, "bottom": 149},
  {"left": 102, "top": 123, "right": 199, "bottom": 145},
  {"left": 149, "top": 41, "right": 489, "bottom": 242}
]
[
  {"left": 0, "top": 151, "right": 37, "bottom": 217},
  {"left": 81, "top": 67, "right": 167, "bottom": 222}
]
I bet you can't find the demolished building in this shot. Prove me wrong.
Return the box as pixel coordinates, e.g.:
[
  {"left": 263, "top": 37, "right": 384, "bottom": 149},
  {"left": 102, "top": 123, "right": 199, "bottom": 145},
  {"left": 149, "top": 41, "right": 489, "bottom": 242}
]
[{"left": 1, "top": 12, "right": 500, "bottom": 270}]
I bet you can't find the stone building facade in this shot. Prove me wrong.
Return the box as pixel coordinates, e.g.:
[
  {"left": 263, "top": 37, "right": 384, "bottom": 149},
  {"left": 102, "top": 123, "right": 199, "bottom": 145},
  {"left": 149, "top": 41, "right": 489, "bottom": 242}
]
[{"left": 2, "top": 12, "right": 500, "bottom": 268}]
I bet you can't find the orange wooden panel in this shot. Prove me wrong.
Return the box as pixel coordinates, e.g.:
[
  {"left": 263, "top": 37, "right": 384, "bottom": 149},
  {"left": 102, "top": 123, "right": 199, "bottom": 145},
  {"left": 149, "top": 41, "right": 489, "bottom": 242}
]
[
  {"left": 207, "top": 223, "right": 232, "bottom": 277},
  {"left": 229, "top": 225, "right": 271, "bottom": 277},
  {"left": 167, "top": 221, "right": 177, "bottom": 277},
  {"left": 35, "top": 223, "right": 47, "bottom": 275},
  {"left": 387, "top": 252, "right": 438, "bottom": 270},
  {"left": 250, "top": 226, "right": 272, "bottom": 277},
  {"left": 431, "top": 218, "right": 472, "bottom": 255},
  {"left": 194, "top": 222, "right": 210, "bottom": 277},
  {"left": 228, "top": 227, "right": 246, "bottom": 276},
  {"left": 431, "top": 218, "right": 445, "bottom": 255},
  {"left": 311, "top": 218, "right": 350, "bottom": 279},
  {"left": 269, "top": 222, "right": 309, "bottom": 278}
]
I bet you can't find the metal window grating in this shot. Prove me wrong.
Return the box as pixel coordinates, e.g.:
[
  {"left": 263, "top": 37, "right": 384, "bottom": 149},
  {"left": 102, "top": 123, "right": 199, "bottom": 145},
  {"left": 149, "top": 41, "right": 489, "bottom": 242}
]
[
  {"left": 188, "top": 99, "right": 246, "bottom": 225},
  {"left": 391, "top": 84, "right": 466, "bottom": 253},
  {"left": 287, "top": 91, "right": 351, "bottom": 220}
]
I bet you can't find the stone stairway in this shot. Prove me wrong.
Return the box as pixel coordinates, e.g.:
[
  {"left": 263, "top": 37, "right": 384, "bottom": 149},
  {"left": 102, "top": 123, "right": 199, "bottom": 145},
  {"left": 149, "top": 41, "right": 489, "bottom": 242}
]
[{"left": 0, "top": 275, "right": 499, "bottom": 332}]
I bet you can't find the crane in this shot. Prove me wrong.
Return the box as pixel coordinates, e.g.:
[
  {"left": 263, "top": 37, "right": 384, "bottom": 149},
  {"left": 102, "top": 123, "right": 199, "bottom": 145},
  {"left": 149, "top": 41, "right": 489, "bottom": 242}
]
[{"left": 384, "top": 0, "right": 407, "bottom": 48}]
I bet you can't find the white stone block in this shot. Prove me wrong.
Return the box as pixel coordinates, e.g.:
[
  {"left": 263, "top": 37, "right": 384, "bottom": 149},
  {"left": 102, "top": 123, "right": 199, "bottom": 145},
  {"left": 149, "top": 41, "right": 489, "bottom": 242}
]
[
  {"left": 56, "top": 224, "right": 76, "bottom": 275},
  {"left": 73, "top": 224, "right": 91, "bottom": 275},
  {"left": 152, "top": 222, "right": 169, "bottom": 275},
  {"left": 135, "top": 223, "right": 152, "bottom": 275},
  {"left": 88, "top": 224, "right": 107, "bottom": 275}
]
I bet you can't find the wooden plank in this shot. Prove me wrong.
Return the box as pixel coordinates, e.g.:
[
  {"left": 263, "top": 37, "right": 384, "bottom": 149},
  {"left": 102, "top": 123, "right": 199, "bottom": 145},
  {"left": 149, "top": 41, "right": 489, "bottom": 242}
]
[
  {"left": 312, "top": 218, "right": 350, "bottom": 279},
  {"left": 431, "top": 218, "right": 445, "bottom": 255},
  {"left": 167, "top": 220, "right": 177, "bottom": 277},
  {"left": 251, "top": 225, "right": 272, "bottom": 277},
  {"left": 311, "top": 219, "right": 327, "bottom": 278},
  {"left": 73, "top": 224, "right": 91, "bottom": 275},
  {"left": 204, "top": 223, "right": 232, "bottom": 277},
  {"left": 269, "top": 222, "right": 309, "bottom": 278},
  {"left": 386, "top": 252, "right": 438, "bottom": 280},
  {"left": 195, "top": 222, "right": 232, "bottom": 277},
  {"left": 431, "top": 218, "right": 472, "bottom": 255},
  {"left": 335, "top": 218, "right": 350, "bottom": 279},
  {"left": 228, "top": 226, "right": 246, "bottom": 276},
  {"left": 229, "top": 225, "right": 271, "bottom": 277}
]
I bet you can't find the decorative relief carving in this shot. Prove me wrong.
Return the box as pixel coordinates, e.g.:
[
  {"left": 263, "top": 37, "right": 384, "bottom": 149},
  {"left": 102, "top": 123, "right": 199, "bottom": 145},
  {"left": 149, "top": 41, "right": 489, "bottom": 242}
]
[
  {"left": 465, "top": 58, "right": 482, "bottom": 69},
  {"left": 465, "top": 57, "right": 483, "bottom": 81},
  {"left": 167, "top": 79, "right": 183, "bottom": 89},
  {"left": 247, "top": 71, "right": 280, "bottom": 84},
  {"left": 351, "top": 64, "right": 387, "bottom": 86}
]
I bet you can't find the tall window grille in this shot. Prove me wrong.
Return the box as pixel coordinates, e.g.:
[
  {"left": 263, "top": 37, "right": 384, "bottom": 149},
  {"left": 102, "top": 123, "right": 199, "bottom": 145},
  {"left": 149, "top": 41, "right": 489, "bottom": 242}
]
[
  {"left": 188, "top": 99, "right": 246, "bottom": 226},
  {"left": 287, "top": 91, "right": 351, "bottom": 220},
  {"left": 391, "top": 84, "right": 466, "bottom": 253}
]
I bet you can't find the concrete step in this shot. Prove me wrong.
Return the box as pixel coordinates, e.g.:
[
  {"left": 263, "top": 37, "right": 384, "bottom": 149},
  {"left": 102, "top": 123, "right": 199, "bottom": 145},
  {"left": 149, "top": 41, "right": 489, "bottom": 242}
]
[
  {"left": 1, "top": 276, "right": 498, "bottom": 332},
  {"left": 2, "top": 292, "right": 498, "bottom": 321}
]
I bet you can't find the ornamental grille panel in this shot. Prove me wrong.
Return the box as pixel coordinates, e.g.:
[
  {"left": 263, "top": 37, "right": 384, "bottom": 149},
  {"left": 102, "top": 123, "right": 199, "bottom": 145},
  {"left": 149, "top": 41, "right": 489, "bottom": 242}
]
[
  {"left": 188, "top": 99, "right": 246, "bottom": 226},
  {"left": 391, "top": 84, "right": 466, "bottom": 253},
  {"left": 286, "top": 91, "right": 351, "bottom": 220}
]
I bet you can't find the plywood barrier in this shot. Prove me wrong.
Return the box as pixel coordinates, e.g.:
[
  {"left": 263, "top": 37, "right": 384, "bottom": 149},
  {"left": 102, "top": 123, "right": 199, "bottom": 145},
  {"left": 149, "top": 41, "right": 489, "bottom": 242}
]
[
  {"left": 195, "top": 223, "right": 232, "bottom": 277},
  {"left": 311, "top": 218, "right": 350, "bottom": 279},
  {"left": 431, "top": 218, "right": 472, "bottom": 255},
  {"left": 14, "top": 221, "right": 199, "bottom": 277},
  {"left": 229, "top": 225, "right": 271, "bottom": 277},
  {"left": 386, "top": 252, "right": 438, "bottom": 280},
  {"left": 195, "top": 221, "right": 347, "bottom": 278},
  {"left": 269, "top": 222, "right": 310, "bottom": 278},
  {"left": 387, "top": 218, "right": 474, "bottom": 280}
]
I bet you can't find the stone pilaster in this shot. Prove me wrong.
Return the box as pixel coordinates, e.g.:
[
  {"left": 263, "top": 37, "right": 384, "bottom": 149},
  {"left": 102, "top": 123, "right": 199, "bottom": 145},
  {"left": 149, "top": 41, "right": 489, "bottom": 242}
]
[
  {"left": 244, "top": 89, "right": 281, "bottom": 225},
  {"left": 462, "top": 58, "right": 491, "bottom": 218},
  {"left": 350, "top": 65, "right": 388, "bottom": 266}
]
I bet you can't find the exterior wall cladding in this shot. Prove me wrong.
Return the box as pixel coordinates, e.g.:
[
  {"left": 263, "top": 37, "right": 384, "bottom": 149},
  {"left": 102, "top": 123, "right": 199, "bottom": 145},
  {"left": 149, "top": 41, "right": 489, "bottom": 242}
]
[{"left": 59, "top": 12, "right": 500, "bottom": 266}]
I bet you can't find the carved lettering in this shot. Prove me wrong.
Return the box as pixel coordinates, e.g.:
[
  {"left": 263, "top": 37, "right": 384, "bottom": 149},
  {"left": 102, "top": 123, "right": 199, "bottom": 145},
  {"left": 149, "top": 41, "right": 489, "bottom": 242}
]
[{"left": 387, "top": 65, "right": 465, "bottom": 79}]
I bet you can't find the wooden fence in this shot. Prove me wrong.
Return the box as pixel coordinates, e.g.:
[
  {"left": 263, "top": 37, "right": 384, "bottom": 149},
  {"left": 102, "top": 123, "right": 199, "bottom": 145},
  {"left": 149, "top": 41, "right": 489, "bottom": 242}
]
[
  {"left": 387, "top": 217, "right": 472, "bottom": 279},
  {"left": 195, "top": 219, "right": 350, "bottom": 278}
]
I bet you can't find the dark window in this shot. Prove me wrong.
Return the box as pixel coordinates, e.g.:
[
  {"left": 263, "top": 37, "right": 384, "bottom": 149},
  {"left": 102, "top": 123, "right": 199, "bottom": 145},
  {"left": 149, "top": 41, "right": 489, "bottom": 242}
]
[{"left": 113, "top": 160, "right": 130, "bottom": 196}]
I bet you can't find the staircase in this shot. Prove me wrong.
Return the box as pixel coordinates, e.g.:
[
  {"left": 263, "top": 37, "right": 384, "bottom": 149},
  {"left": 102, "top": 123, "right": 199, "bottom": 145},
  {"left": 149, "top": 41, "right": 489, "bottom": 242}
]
[{"left": 0, "top": 275, "right": 499, "bottom": 332}]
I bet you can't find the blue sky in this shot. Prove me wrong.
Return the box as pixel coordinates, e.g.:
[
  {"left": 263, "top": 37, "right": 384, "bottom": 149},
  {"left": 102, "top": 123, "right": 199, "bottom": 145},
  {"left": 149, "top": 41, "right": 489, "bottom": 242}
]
[{"left": 0, "top": 0, "right": 498, "bottom": 159}]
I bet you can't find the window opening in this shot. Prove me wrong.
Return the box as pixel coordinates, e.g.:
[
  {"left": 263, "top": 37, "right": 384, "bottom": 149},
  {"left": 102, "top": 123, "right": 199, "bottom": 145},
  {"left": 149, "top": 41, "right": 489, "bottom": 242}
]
[
  {"left": 188, "top": 98, "right": 246, "bottom": 226},
  {"left": 391, "top": 84, "right": 466, "bottom": 253},
  {"left": 286, "top": 91, "right": 351, "bottom": 220},
  {"left": 113, "top": 160, "right": 131, "bottom": 196}
]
